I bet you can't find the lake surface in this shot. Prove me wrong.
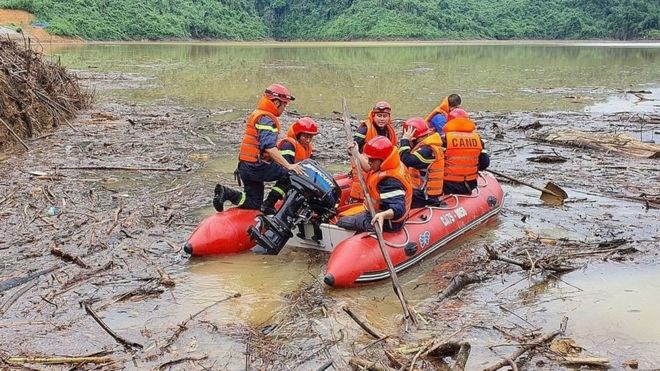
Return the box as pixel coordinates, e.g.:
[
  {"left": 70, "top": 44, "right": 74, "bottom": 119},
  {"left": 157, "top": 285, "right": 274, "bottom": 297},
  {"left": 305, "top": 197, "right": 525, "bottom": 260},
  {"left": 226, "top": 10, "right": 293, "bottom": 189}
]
[{"left": 53, "top": 41, "right": 660, "bottom": 117}]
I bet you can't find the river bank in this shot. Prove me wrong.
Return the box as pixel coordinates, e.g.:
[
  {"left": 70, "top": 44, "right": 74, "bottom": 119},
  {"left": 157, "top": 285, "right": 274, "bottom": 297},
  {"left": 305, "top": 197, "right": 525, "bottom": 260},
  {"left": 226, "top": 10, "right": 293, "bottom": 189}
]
[{"left": 1, "top": 63, "right": 659, "bottom": 368}]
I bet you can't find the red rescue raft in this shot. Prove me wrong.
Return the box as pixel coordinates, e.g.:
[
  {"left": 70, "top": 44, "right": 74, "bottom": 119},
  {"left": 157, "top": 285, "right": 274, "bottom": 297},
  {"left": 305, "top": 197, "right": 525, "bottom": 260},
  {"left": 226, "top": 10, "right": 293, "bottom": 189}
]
[{"left": 323, "top": 173, "right": 503, "bottom": 287}]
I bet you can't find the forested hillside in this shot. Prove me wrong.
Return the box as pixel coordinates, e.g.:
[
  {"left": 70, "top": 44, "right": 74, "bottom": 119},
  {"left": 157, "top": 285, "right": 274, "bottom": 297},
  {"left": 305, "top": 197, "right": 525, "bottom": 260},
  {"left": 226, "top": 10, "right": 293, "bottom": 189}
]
[{"left": 1, "top": 0, "right": 658, "bottom": 40}]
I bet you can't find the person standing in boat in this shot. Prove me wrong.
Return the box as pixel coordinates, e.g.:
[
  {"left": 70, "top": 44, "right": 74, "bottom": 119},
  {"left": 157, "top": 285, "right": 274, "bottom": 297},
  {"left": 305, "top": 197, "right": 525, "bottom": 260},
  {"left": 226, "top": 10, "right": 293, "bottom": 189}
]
[
  {"left": 338, "top": 136, "right": 412, "bottom": 233},
  {"left": 440, "top": 111, "right": 490, "bottom": 195},
  {"left": 259, "top": 117, "right": 319, "bottom": 214},
  {"left": 425, "top": 93, "right": 462, "bottom": 133},
  {"left": 349, "top": 101, "right": 398, "bottom": 202},
  {"left": 398, "top": 117, "right": 445, "bottom": 208},
  {"left": 213, "top": 84, "right": 305, "bottom": 213}
]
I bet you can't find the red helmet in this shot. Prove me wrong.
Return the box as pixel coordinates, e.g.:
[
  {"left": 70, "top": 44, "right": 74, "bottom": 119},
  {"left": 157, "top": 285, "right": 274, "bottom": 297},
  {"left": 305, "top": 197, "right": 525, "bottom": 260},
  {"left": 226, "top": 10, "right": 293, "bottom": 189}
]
[
  {"left": 403, "top": 117, "right": 430, "bottom": 139},
  {"left": 372, "top": 101, "right": 391, "bottom": 114},
  {"left": 291, "top": 117, "right": 318, "bottom": 136},
  {"left": 265, "top": 83, "right": 295, "bottom": 103},
  {"left": 363, "top": 136, "right": 394, "bottom": 161},
  {"left": 448, "top": 108, "right": 469, "bottom": 121}
]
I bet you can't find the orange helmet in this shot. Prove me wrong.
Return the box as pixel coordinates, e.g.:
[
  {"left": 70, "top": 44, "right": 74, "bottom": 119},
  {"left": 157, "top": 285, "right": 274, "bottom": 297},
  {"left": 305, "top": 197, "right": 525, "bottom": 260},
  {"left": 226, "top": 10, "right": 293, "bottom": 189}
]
[
  {"left": 363, "top": 136, "right": 394, "bottom": 161},
  {"left": 291, "top": 117, "right": 318, "bottom": 136},
  {"left": 372, "top": 101, "right": 391, "bottom": 114},
  {"left": 265, "top": 83, "right": 295, "bottom": 103},
  {"left": 403, "top": 117, "right": 430, "bottom": 139},
  {"left": 448, "top": 108, "right": 469, "bottom": 121}
]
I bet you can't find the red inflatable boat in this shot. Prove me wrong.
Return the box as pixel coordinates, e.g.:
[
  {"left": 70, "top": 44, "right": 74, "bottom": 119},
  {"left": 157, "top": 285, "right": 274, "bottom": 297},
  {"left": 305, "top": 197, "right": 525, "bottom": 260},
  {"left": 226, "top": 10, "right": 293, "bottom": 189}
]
[
  {"left": 323, "top": 173, "right": 503, "bottom": 287},
  {"left": 184, "top": 172, "right": 502, "bottom": 287}
]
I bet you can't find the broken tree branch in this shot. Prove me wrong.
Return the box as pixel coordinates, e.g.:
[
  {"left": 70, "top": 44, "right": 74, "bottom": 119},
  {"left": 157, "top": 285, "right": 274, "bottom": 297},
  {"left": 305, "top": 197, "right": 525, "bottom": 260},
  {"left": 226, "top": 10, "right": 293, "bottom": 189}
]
[
  {"left": 50, "top": 247, "right": 89, "bottom": 269},
  {"left": 485, "top": 246, "right": 577, "bottom": 273},
  {"left": 348, "top": 357, "right": 389, "bottom": 371},
  {"left": 161, "top": 292, "right": 241, "bottom": 351},
  {"left": 483, "top": 316, "right": 568, "bottom": 371},
  {"left": 83, "top": 301, "right": 143, "bottom": 350},
  {"left": 156, "top": 266, "right": 175, "bottom": 287},
  {"left": 342, "top": 306, "right": 383, "bottom": 339},
  {"left": 158, "top": 355, "right": 208, "bottom": 370}
]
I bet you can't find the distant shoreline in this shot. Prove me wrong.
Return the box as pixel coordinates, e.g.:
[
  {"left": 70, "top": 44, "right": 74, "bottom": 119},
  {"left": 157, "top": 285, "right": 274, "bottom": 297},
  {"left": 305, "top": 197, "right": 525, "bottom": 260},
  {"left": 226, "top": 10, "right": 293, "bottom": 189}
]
[{"left": 65, "top": 39, "right": 660, "bottom": 48}]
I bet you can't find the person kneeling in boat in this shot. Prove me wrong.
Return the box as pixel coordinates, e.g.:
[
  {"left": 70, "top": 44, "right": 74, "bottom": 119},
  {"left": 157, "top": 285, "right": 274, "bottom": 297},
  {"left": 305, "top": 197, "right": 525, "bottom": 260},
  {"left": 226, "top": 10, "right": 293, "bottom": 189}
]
[
  {"left": 425, "top": 93, "right": 462, "bottom": 133},
  {"left": 213, "top": 84, "right": 305, "bottom": 213},
  {"left": 441, "top": 110, "right": 490, "bottom": 195},
  {"left": 398, "top": 117, "right": 445, "bottom": 208},
  {"left": 349, "top": 101, "right": 398, "bottom": 203},
  {"left": 338, "top": 136, "right": 412, "bottom": 233},
  {"left": 260, "top": 117, "right": 319, "bottom": 214}
]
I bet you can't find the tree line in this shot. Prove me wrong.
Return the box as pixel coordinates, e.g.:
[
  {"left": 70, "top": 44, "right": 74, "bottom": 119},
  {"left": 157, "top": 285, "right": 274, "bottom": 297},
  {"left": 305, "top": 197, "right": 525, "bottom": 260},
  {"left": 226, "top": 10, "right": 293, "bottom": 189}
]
[{"left": 1, "top": 0, "right": 658, "bottom": 40}]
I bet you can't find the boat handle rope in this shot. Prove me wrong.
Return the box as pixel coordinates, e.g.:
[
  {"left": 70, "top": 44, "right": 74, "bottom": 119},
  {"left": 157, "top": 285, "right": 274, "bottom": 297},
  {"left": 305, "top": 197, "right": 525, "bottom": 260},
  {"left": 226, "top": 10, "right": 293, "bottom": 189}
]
[{"left": 368, "top": 225, "right": 411, "bottom": 248}]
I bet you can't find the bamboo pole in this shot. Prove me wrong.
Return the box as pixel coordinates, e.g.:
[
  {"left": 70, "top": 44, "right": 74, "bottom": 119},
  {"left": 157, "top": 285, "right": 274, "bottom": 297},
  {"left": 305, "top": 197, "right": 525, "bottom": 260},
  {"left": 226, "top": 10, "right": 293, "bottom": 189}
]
[
  {"left": 0, "top": 117, "right": 30, "bottom": 151},
  {"left": 7, "top": 356, "right": 111, "bottom": 364},
  {"left": 341, "top": 98, "right": 416, "bottom": 325}
]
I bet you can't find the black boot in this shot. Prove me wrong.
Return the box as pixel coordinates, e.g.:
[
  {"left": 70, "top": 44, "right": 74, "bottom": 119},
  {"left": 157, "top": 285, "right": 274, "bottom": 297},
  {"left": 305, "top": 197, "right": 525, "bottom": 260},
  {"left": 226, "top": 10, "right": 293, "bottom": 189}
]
[
  {"left": 213, "top": 185, "right": 244, "bottom": 212},
  {"left": 260, "top": 191, "right": 280, "bottom": 215},
  {"left": 213, "top": 184, "right": 226, "bottom": 212}
]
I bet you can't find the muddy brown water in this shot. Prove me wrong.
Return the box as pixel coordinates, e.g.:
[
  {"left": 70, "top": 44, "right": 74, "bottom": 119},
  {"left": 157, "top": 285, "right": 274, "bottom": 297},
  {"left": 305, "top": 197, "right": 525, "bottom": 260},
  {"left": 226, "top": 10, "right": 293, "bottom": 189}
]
[
  {"left": 56, "top": 42, "right": 660, "bottom": 115},
  {"left": 1, "top": 42, "right": 659, "bottom": 369}
]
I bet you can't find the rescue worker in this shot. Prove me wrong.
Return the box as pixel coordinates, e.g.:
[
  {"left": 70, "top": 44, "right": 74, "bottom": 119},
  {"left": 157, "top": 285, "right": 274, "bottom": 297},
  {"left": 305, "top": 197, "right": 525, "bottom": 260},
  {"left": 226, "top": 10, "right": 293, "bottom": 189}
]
[
  {"left": 349, "top": 101, "right": 398, "bottom": 202},
  {"left": 260, "top": 117, "right": 319, "bottom": 214},
  {"left": 338, "top": 136, "right": 412, "bottom": 233},
  {"left": 425, "top": 93, "right": 462, "bottom": 133},
  {"left": 213, "top": 83, "right": 305, "bottom": 213},
  {"left": 398, "top": 117, "right": 444, "bottom": 208},
  {"left": 440, "top": 113, "right": 490, "bottom": 195}
]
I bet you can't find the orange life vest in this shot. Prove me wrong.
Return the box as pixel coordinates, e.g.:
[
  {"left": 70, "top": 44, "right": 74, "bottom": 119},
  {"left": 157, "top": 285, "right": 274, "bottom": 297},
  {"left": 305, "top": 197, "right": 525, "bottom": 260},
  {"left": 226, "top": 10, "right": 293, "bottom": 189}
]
[
  {"left": 424, "top": 96, "right": 450, "bottom": 125},
  {"left": 278, "top": 135, "right": 312, "bottom": 163},
  {"left": 350, "top": 110, "right": 398, "bottom": 200},
  {"left": 238, "top": 96, "right": 281, "bottom": 163},
  {"left": 442, "top": 118, "right": 482, "bottom": 182},
  {"left": 365, "top": 147, "right": 412, "bottom": 223},
  {"left": 363, "top": 118, "right": 397, "bottom": 145},
  {"left": 408, "top": 133, "right": 444, "bottom": 197}
]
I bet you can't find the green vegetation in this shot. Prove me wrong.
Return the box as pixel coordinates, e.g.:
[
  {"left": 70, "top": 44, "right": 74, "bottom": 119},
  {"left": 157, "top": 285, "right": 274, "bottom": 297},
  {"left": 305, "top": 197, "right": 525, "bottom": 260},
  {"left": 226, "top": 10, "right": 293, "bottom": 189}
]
[{"left": 1, "top": 0, "right": 658, "bottom": 40}]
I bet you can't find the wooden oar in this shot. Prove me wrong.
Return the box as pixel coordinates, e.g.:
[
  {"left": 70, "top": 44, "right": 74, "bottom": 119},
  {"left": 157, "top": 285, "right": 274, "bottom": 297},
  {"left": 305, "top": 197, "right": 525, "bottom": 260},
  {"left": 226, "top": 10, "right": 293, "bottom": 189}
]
[
  {"left": 341, "top": 98, "right": 417, "bottom": 326},
  {"left": 487, "top": 169, "right": 568, "bottom": 204}
]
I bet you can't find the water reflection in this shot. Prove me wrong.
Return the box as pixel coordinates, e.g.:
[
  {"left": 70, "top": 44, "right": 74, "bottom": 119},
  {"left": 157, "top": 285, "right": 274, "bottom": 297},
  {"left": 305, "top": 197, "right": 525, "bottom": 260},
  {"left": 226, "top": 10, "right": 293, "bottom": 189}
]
[
  {"left": 54, "top": 42, "right": 660, "bottom": 115},
  {"left": 586, "top": 87, "right": 659, "bottom": 115}
]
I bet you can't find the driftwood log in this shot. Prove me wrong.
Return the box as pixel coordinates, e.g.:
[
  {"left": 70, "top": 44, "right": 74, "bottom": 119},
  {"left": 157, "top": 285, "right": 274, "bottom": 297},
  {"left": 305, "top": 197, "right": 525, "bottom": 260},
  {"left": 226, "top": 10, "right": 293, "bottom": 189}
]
[
  {"left": 539, "top": 130, "right": 660, "bottom": 159},
  {"left": 436, "top": 272, "right": 485, "bottom": 303}
]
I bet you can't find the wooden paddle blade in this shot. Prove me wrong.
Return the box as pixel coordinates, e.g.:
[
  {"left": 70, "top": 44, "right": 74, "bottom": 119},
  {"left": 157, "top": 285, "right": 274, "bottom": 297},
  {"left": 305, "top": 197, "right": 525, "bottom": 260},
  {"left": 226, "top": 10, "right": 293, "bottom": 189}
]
[{"left": 540, "top": 181, "right": 568, "bottom": 205}]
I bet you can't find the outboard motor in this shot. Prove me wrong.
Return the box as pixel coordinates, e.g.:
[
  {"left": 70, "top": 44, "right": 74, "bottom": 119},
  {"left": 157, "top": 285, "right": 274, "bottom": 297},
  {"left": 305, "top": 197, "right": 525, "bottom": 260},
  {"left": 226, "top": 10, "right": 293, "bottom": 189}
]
[{"left": 248, "top": 159, "right": 340, "bottom": 255}]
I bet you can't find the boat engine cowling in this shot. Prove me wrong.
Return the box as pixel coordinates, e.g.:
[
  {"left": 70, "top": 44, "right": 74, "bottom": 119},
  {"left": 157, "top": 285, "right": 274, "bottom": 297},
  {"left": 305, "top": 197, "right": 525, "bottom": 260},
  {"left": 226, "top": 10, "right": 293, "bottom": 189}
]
[{"left": 248, "top": 159, "right": 341, "bottom": 255}]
